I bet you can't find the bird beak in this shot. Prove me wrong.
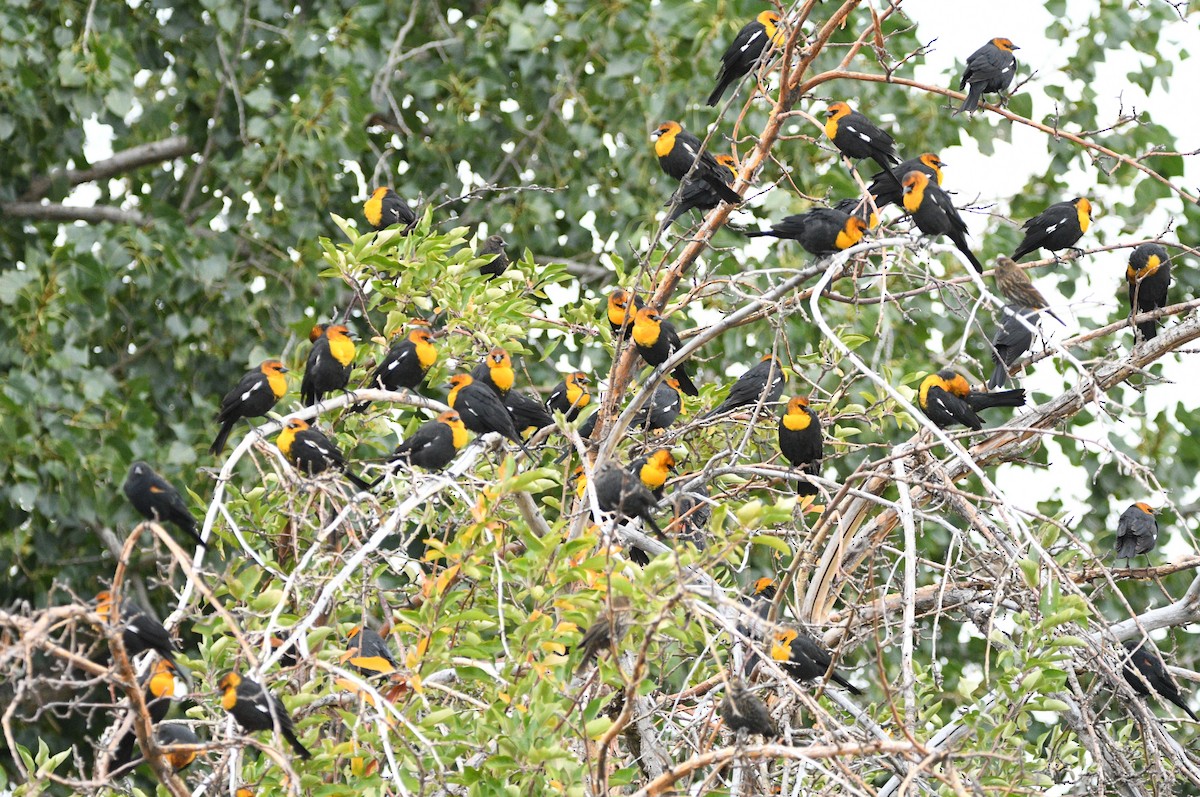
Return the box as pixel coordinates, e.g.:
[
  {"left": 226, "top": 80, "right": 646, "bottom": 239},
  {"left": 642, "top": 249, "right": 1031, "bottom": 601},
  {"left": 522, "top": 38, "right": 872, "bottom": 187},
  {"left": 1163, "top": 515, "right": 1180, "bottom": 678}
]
[{"left": 279, "top": 366, "right": 290, "bottom": 373}]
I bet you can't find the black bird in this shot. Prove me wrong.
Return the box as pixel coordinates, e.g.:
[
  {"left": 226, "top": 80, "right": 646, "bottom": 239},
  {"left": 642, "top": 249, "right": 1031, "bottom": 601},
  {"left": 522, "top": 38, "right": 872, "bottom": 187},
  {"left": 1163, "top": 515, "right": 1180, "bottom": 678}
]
[
  {"left": 95, "top": 591, "right": 178, "bottom": 665},
  {"left": 1126, "top": 243, "right": 1171, "bottom": 341},
  {"left": 867, "top": 153, "right": 946, "bottom": 209},
  {"left": 955, "top": 38, "right": 1020, "bottom": 115},
  {"left": 707, "top": 11, "right": 784, "bottom": 106},
  {"left": 477, "top": 234, "right": 509, "bottom": 278},
  {"left": 1011, "top": 197, "right": 1093, "bottom": 262},
  {"left": 1123, "top": 639, "right": 1197, "bottom": 721},
  {"left": 276, "top": 419, "right": 376, "bottom": 491},
  {"left": 218, "top": 672, "right": 312, "bottom": 760},
  {"left": 744, "top": 207, "right": 868, "bottom": 257},
  {"left": 210, "top": 360, "right": 289, "bottom": 455},
  {"left": 575, "top": 595, "right": 632, "bottom": 675},
  {"left": 389, "top": 411, "right": 469, "bottom": 472},
  {"left": 631, "top": 307, "right": 700, "bottom": 396},
  {"left": 901, "top": 171, "right": 984, "bottom": 273},
  {"left": 987, "top": 305, "right": 1040, "bottom": 389},
  {"left": 918, "top": 370, "right": 1025, "bottom": 431},
  {"left": 363, "top": 187, "right": 417, "bottom": 231},
  {"left": 300, "top": 324, "right": 356, "bottom": 406},
  {"left": 770, "top": 628, "right": 862, "bottom": 694},
  {"left": 778, "top": 397, "right": 823, "bottom": 496},
  {"left": 447, "top": 374, "right": 534, "bottom": 457},
  {"left": 342, "top": 625, "right": 399, "bottom": 677},
  {"left": 607, "top": 289, "right": 646, "bottom": 341},
  {"left": 592, "top": 461, "right": 663, "bottom": 536},
  {"left": 652, "top": 121, "right": 743, "bottom": 206},
  {"left": 664, "top": 153, "right": 738, "bottom": 227},
  {"left": 545, "top": 372, "right": 592, "bottom": 422},
  {"left": 504, "top": 389, "right": 555, "bottom": 437},
  {"left": 109, "top": 659, "right": 184, "bottom": 771},
  {"left": 823, "top": 102, "right": 900, "bottom": 173},
  {"left": 123, "top": 462, "right": 203, "bottom": 547},
  {"left": 1115, "top": 502, "right": 1159, "bottom": 563},
  {"left": 351, "top": 326, "right": 438, "bottom": 412},
  {"left": 155, "top": 723, "right": 202, "bottom": 771},
  {"left": 705, "top": 355, "right": 787, "bottom": 419},
  {"left": 630, "top": 377, "right": 684, "bottom": 433}
]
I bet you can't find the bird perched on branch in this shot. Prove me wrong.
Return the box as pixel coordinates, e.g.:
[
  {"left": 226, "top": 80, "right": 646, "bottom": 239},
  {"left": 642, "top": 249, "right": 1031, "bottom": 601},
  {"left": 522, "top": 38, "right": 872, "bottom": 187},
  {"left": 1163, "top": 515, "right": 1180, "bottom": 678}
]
[
  {"left": 823, "top": 102, "right": 899, "bottom": 173},
  {"left": 477, "top": 234, "right": 509, "bottom": 278},
  {"left": 155, "top": 723, "right": 202, "bottom": 772},
  {"left": 705, "top": 355, "right": 787, "bottom": 419},
  {"left": 867, "top": 153, "right": 945, "bottom": 210},
  {"left": 778, "top": 397, "right": 823, "bottom": 496},
  {"left": 123, "top": 462, "right": 203, "bottom": 547},
  {"left": 993, "top": 256, "right": 1064, "bottom": 324},
  {"left": 630, "top": 377, "right": 684, "bottom": 433},
  {"left": 918, "top": 370, "right": 1025, "bottom": 430},
  {"left": 955, "top": 38, "right": 1020, "bottom": 115},
  {"left": 546, "top": 372, "right": 592, "bottom": 422},
  {"left": 210, "top": 360, "right": 289, "bottom": 455},
  {"left": 95, "top": 591, "right": 178, "bottom": 666},
  {"left": 630, "top": 448, "right": 677, "bottom": 500},
  {"left": 607, "top": 289, "right": 645, "bottom": 341},
  {"left": 1114, "top": 502, "right": 1159, "bottom": 564},
  {"left": 109, "top": 658, "right": 186, "bottom": 771},
  {"left": 987, "top": 306, "right": 1040, "bottom": 389},
  {"left": 505, "top": 389, "right": 555, "bottom": 438},
  {"left": 901, "top": 171, "right": 984, "bottom": 273},
  {"left": 592, "top": 460, "right": 663, "bottom": 535},
  {"left": 1011, "top": 197, "right": 1092, "bottom": 262},
  {"left": 745, "top": 207, "right": 867, "bottom": 257},
  {"left": 575, "top": 595, "right": 632, "bottom": 675},
  {"left": 389, "top": 411, "right": 468, "bottom": 471},
  {"left": 770, "top": 629, "right": 862, "bottom": 694},
  {"left": 707, "top": 11, "right": 785, "bottom": 106},
  {"left": 632, "top": 307, "right": 700, "bottom": 396},
  {"left": 301, "top": 324, "right": 356, "bottom": 406},
  {"left": 1123, "top": 639, "right": 1197, "bottom": 721},
  {"left": 470, "top": 346, "right": 516, "bottom": 396},
  {"left": 651, "top": 121, "right": 742, "bottom": 206},
  {"left": 1126, "top": 243, "right": 1171, "bottom": 341},
  {"left": 276, "top": 419, "right": 376, "bottom": 491},
  {"left": 720, "top": 678, "right": 778, "bottom": 739},
  {"left": 665, "top": 153, "right": 739, "bottom": 227},
  {"left": 447, "top": 374, "right": 534, "bottom": 457},
  {"left": 218, "top": 672, "right": 312, "bottom": 760},
  {"left": 363, "top": 187, "right": 416, "bottom": 232},
  {"left": 352, "top": 327, "right": 438, "bottom": 412},
  {"left": 341, "top": 625, "right": 398, "bottom": 677}
]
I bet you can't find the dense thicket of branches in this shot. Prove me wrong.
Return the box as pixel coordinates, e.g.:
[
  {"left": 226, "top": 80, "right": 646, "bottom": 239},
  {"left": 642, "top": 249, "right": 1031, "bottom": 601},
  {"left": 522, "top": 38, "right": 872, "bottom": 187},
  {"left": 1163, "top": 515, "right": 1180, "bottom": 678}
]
[{"left": 1, "top": 0, "right": 1198, "bottom": 795}]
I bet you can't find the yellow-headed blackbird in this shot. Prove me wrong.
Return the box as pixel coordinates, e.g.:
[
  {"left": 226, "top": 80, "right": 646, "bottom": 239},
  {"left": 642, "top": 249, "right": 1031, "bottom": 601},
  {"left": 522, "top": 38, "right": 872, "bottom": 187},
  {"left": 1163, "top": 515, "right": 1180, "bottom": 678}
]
[
  {"left": 1123, "top": 639, "right": 1197, "bottom": 720},
  {"left": 218, "top": 672, "right": 312, "bottom": 760},
  {"left": 665, "top": 153, "right": 739, "bottom": 227},
  {"left": 110, "top": 658, "right": 184, "bottom": 770},
  {"left": 308, "top": 323, "right": 326, "bottom": 343},
  {"left": 632, "top": 307, "right": 699, "bottom": 396},
  {"left": 833, "top": 196, "right": 879, "bottom": 231},
  {"left": 707, "top": 11, "right": 784, "bottom": 106},
  {"left": 652, "top": 121, "right": 742, "bottom": 206},
  {"left": 155, "top": 723, "right": 201, "bottom": 771},
  {"left": 824, "top": 102, "right": 899, "bottom": 173},
  {"left": 546, "top": 372, "right": 592, "bottom": 421},
  {"left": 901, "top": 171, "right": 984, "bottom": 273},
  {"left": 95, "top": 591, "right": 178, "bottom": 665},
  {"left": 704, "top": 354, "right": 786, "bottom": 419},
  {"left": 987, "top": 306, "right": 1040, "bottom": 389},
  {"left": 504, "top": 390, "right": 555, "bottom": 437},
  {"left": 123, "top": 462, "right": 202, "bottom": 547},
  {"left": 447, "top": 374, "right": 533, "bottom": 456},
  {"left": 630, "top": 448, "right": 677, "bottom": 499},
  {"left": 1127, "top": 243, "right": 1171, "bottom": 341},
  {"left": 1115, "top": 502, "right": 1158, "bottom": 563},
  {"left": 470, "top": 346, "right": 516, "bottom": 396},
  {"left": 211, "top": 360, "right": 289, "bottom": 455},
  {"left": 342, "top": 625, "right": 398, "bottom": 677},
  {"left": 367, "top": 328, "right": 438, "bottom": 394},
  {"left": 575, "top": 595, "right": 632, "bottom": 675},
  {"left": 1011, "top": 197, "right": 1092, "bottom": 262},
  {"left": 918, "top": 369, "right": 1025, "bottom": 430},
  {"left": 778, "top": 397, "right": 822, "bottom": 497},
  {"left": 390, "top": 411, "right": 468, "bottom": 471},
  {"left": 300, "top": 324, "right": 356, "bottom": 406},
  {"left": 993, "top": 256, "right": 1063, "bottom": 324},
  {"left": 955, "top": 38, "right": 1020, "bottom": 115},
  {"left": 593, "top": 460, "right": 663, "bottom": 535},
  {"left": 770, "top": 629, "right": 862, "bottom": 694},
  {"left": 867, "top": 153, "right": 945, "bottom": 209},
  {"left": 363, "top": 187, "right": 416, "bottom": 232},
  {"left": 744, "top": 208, "right": 868, "bottom": 257},
  {"left": 607, "top": 289, "right": 646, "bottom": 341},
  {"left": 720, "top": 678, "right": 778, "bottom": 738},
  {"left": 631, "top": 377, "right": 683, "bottom": 432},
  {"left": 477, "top": 234, "right": 509, "bottom": 278},
  {"left": 276, "top": 419, "right": 375, "bottom": 491}
]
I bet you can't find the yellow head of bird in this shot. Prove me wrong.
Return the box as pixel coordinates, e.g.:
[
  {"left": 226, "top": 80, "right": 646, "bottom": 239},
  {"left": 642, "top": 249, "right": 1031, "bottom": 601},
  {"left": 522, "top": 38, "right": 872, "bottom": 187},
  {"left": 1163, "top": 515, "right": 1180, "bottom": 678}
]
[{"left": 992, "top": 38, "right": 1019, "bottom": 52}]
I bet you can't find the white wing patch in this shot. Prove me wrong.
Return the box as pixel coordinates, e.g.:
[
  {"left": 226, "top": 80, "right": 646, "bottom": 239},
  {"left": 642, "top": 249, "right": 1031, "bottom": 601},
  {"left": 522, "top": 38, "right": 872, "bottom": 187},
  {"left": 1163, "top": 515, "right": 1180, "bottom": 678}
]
[{"left": 740, "top": 30, "right": 763, "bottom": 53}]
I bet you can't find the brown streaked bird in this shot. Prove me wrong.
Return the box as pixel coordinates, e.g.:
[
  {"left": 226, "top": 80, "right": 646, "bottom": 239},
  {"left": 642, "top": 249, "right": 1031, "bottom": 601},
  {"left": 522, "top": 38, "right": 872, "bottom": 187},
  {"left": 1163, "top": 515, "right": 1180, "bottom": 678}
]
[
  {"left": 720, "top": 678, "right": 778, "bottom": 738},
  {"left": 575, "top": 595, "right": 633, "bottom": 675},
  {"left": 993, "top": 256, "right": 1064, "bottom": 324}
]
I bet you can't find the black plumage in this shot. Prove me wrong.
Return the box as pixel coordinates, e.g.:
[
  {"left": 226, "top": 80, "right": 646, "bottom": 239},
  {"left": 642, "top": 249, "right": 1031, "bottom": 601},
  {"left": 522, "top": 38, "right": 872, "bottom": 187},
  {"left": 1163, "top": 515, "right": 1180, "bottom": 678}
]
[
  {"left": 744, "top": 207, "right": 867, "bottom": 257},
  {"left": 1115, "top": 503, "right": 1159, "bottom": 562},
  {"left": 987, "top": 306, "right": 1039, "bottom": 389},
  {"left": 1127, "top": 243, "right": 1171, "bottom": 341},
  {"left": 955, "top": 38, "right": 1020, "bottom": 115},
  {"left": 901, "top": 171, "right": 984, "bottom": 273},
  {"left": 707, "top": 11, "right": 783, "bottom": 106},
  {"left": 705, "top": 355, "right": 786, "bottom": 419},
  {"left": 1123, "top": 640, "right": 1197, "bottom": 721},
  {"left": 123, "top": 462, "right": 203, "bottom": 547}
]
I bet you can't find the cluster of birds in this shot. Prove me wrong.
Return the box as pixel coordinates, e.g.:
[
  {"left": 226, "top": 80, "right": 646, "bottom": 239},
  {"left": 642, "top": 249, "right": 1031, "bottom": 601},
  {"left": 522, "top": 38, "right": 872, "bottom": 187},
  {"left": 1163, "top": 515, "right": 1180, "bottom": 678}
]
[{"left": 94, "top": 9, "right": 1190, "bottom": 781}]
